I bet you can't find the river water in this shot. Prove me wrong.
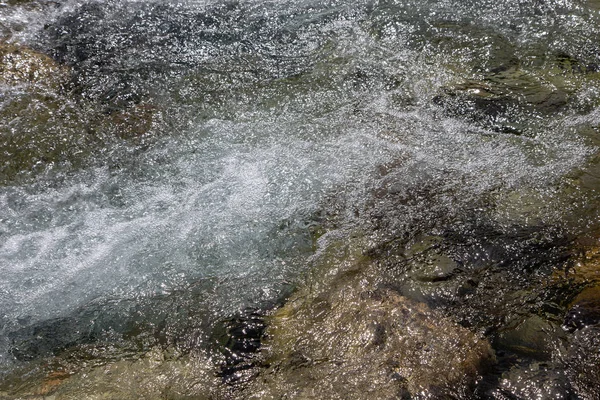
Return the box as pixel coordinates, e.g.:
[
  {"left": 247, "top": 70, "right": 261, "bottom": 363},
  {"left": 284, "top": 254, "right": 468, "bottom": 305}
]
[{"left": 1, "top": 0, "right": 600, "bottom": 398}]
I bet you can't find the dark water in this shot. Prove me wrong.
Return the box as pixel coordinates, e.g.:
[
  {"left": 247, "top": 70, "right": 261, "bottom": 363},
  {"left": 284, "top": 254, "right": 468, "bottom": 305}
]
[{"left": 1, "top": 0, "right": 600, "bottom": 398}]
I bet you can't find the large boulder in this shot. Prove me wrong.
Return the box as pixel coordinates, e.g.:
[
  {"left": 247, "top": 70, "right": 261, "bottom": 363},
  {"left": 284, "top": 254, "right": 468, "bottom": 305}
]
[{"left": 242, "top": 243, "right": 494, "bottom": 399}]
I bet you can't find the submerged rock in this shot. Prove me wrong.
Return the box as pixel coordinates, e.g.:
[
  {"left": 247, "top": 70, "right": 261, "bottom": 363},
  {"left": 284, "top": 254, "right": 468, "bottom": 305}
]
[
  {"left": 493, "top": 315, "right": 565, "bottom": 361},
  {"left": 52, "top": 349, "right": 226, "bottom": 400},
  {"left": 241, "top": 242, "right": 494, "bottom": 399},
  {"left": 536, "top": 243, "right": 600, "bottom": 398},
  {"left": 0, "top": 38, "right": 165, "bottom": 186},
  {"left": 0, "top": 82, "right": 158, "bottom": 185},
  {"left": 566, "top": 325, "right": 600, "bottom": 400},
  {"left": 433, "top": 71, "right": 566, "bottom": 135},
  {"left": 564, "top": 286, "right": 600, "bottom": 331},
  {"left": 433, "top": 49, "right": 600, "bottom": 135},
  {"left": 0, "top": 89, "right": 102, "bottom": 185},
  {"left": 0, "top": 347, "right": 227, "bottom": 400},
  {"left": 0, "top": 42, "right": 77, "bottom": 184},
  {"left": 5, "top": 0, "right": 39, "bottom": 5},
  {"left": 491, "top": 361, "right": 577, "bottom": 400},
  {"left": 554, "top": 245, "right": 600, "bottom": 331},
  {"left": 562, "top": 246, "right": 600, "bottom": 285},
  {"left": 0, "top": 42, "right": 68, "bottom": 87}
]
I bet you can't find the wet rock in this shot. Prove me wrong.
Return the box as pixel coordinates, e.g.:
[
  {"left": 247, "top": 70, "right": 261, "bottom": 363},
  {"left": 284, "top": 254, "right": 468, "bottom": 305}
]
[
  {"left": 0, "top": 348, "right": 227, "bottom": 400},
  {"left": 0, "top": 42, "right": 68, "bottom": 87},
  {"left": 562, "top": 246, "right": 600, "bottom": 285},
  {"left": 491, "top": 361, "right": 577, "bottom": 400},
  {"left": 242, "top": 243, "right": 494, "bottom": 399},
  {"left": 0, "top": 91, "right": 158, "bottom": 185},
  {"left": 566, "top": 325, "right": 600, "bottom": 399},
  {"left": 493, "top": 315, "right": 565, "bottom": 361},
  {"left": 433, "top": 70, "right": 568, "bottom": 134},
  {"left": 564, "top": 286, "right": 600, "bottom": 331}
]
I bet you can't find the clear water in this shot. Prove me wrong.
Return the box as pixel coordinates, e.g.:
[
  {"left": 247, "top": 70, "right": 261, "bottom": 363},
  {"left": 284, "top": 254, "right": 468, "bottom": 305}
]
[{"left": 1, "top": 0, "right": 600, "bottom": 397}]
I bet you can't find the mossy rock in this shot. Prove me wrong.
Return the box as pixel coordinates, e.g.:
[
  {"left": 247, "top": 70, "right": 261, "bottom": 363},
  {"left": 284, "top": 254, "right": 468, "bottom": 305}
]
[
  {"left": 0, "top": 42, "right": 68, "bottom": 87},
  {"left": 241, "top": 237, "right": 494, "bottom": 399}
]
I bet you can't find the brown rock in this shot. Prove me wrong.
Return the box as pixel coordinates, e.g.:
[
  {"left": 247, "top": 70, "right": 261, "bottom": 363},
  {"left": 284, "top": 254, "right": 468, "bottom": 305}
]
[
  {"left": 565, "top": 247, "right": 600, "bottom": 284},
  {"left": 0, "top": 42, "right": 68, "bottom": 87},
  {"left": 0, "top": 348, "right": 227, "bottom": 400},
  {"left": 243, "top": 242, "right": 494, "bottom": 399},
  {"left": 564, "top": 285, "right": 600, "bottom": 331}
]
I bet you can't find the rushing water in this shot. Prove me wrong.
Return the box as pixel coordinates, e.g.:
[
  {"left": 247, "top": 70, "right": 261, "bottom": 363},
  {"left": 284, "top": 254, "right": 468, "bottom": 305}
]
[{"left": 1, "top": 0, "right": 600, "bottom": 398}]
